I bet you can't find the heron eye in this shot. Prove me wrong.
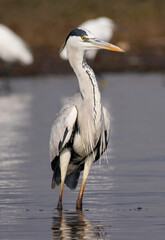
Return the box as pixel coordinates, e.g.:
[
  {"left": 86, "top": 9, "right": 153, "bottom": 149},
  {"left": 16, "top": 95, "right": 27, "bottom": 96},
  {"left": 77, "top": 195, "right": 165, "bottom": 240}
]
[{"left": 81, "top": 36, "right": 86, "bottom": 41}]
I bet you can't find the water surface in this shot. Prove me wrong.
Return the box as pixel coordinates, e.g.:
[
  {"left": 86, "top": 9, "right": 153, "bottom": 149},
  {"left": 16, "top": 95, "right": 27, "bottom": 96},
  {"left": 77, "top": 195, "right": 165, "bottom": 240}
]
[{"left": 0, "top": 73, "right": 165, "bottom": 239}]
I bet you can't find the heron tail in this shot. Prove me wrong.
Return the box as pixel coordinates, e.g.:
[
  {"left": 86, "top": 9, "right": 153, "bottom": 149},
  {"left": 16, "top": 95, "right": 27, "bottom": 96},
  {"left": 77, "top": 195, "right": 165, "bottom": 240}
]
[
  {"left": 65, "top": 169, "right": 81, "bottom": 190},
  {"left": 51, "top": 167, "right": 61, "bottom": 189}
]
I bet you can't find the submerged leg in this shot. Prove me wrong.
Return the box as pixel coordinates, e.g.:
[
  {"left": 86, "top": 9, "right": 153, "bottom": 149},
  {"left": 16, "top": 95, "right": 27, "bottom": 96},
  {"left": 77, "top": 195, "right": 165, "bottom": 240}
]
[
  {"left": 76, "top": 156, "right": 93, "bottom": 210},
  {"left": 57, "top": 149, "right": 70, "bottom": 210}
]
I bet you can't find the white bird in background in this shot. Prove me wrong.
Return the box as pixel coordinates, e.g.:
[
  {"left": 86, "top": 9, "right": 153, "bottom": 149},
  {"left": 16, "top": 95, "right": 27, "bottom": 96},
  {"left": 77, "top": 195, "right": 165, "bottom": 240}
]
[
  {"left": 0, "top": 24, "right": 33, "bottom": 90},
  {"left": 60, "top": 17, "right": 118, "bottom": 60},
  {"left": 0, "top": 24, "right": 33, "bottom": 65},
  {"left": 50, "top": 28, "right": 124, "bottom": 210}
]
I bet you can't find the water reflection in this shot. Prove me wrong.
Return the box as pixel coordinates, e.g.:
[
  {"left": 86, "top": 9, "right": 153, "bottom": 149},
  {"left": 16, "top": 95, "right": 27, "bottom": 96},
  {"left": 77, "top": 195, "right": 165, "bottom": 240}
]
[
  {"left": 0, "top": 92, "right": 32, "bottom": 160},
  {"left": 0, "top": 75, "right": 165, "bottom": 240},
  {"left": 52, "top": 209, "right": 109, "bottom": 240},
  {"left": 0, "top": 92, "right": 32, "bottom": 207}
]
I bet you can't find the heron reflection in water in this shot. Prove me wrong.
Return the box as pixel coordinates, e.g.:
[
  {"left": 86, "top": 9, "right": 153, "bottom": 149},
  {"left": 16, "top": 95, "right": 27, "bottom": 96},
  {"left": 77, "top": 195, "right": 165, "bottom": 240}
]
[
  {"left": 52, "top": 210, "right": 108, "bottom": 239},
  {"left": 50, "top": 28, "right": 124, "bottom": 210}
]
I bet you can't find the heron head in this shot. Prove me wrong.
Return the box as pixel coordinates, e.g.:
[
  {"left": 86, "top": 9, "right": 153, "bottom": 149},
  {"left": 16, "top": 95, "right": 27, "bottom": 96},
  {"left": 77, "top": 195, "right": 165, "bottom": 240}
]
[{"left": 62, "top": 28, "right": 125, "bottom": 53}]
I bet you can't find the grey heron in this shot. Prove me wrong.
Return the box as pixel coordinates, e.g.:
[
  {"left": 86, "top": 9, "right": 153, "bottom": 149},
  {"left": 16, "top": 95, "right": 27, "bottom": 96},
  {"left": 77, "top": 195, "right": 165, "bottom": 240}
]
[
  {"left": 50, "top": 28, "right": 124, "bottom": 210},
  {"left": 60, "top": 17, "right": 118, "bottom": 60}
]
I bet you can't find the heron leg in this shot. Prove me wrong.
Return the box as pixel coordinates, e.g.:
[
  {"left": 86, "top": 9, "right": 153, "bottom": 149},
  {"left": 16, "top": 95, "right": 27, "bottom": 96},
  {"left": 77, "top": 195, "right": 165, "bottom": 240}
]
[
  {"left": 57, "top": 182, "right": 64, "bottom": 210},
  {"left": 57, "top": 149, "right": 70, "bottom": 210},
  {"left": 76, "top": 156, "right": 93, "bottom": 210}
]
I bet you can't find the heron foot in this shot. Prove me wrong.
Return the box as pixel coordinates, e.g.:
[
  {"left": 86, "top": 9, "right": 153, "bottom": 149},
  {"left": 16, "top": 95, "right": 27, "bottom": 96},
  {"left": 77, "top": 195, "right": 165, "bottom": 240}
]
[{"left": 76, "top": 199, "right": 83, "bottom": 210}]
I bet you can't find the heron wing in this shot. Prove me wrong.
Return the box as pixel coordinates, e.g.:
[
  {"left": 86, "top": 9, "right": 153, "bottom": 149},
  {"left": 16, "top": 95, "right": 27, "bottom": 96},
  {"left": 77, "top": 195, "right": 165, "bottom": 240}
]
[
  {"left": 103, "top": 106, "right": 110, "bottom": 145},
  {"left": 49, "top": 105, "right": 77, "bottom": 163},
  {"left": 94, "top": 107, "right": 110, "bottom": 162}
]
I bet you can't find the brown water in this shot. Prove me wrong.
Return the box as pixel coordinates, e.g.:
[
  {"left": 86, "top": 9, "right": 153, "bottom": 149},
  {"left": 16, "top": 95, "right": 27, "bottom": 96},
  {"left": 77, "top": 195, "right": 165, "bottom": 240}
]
[{"left": 0, "top": 73, "right": 165, "bottom": 240}]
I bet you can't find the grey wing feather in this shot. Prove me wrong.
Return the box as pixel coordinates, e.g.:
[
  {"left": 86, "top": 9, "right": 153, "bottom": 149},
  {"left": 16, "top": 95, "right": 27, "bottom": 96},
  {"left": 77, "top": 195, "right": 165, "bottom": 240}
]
[
  {"left": 94, "top": 106, "right": 110, "bottom": 163},
  {"left": 49, "top": 105, "right": 77, "bottom": 162},
  {"left": 99, "top": 107, "right": 110, "bottom": 155},
  {"left": 103, "top": 106, "right": 110, "bottom": 143}
]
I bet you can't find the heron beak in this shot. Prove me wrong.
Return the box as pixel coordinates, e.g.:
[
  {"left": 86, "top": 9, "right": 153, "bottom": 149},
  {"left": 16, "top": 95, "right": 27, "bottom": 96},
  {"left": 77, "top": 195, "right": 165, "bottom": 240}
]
[{"left": 89, "top": 38, "right": 125, "bottom": 53}]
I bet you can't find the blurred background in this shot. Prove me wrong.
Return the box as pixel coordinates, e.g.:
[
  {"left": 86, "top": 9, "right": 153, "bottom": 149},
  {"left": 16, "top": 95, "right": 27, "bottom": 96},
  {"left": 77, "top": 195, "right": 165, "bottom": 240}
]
[{"left": 0, "top": 0, "right": 165, "bottom": 76}]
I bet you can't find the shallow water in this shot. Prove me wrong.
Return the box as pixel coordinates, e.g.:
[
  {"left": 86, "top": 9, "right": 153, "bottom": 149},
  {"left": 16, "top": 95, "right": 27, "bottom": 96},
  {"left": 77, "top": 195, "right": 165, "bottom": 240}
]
[{"left": 0, "top": 73, "right": 165, "bottom": 240}]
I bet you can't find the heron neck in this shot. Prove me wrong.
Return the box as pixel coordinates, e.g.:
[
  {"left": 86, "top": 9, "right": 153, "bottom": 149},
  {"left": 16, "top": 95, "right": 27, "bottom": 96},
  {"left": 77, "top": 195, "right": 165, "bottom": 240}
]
[{"left": 68, "top": 48, "right": 102, "bottom": 122}]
